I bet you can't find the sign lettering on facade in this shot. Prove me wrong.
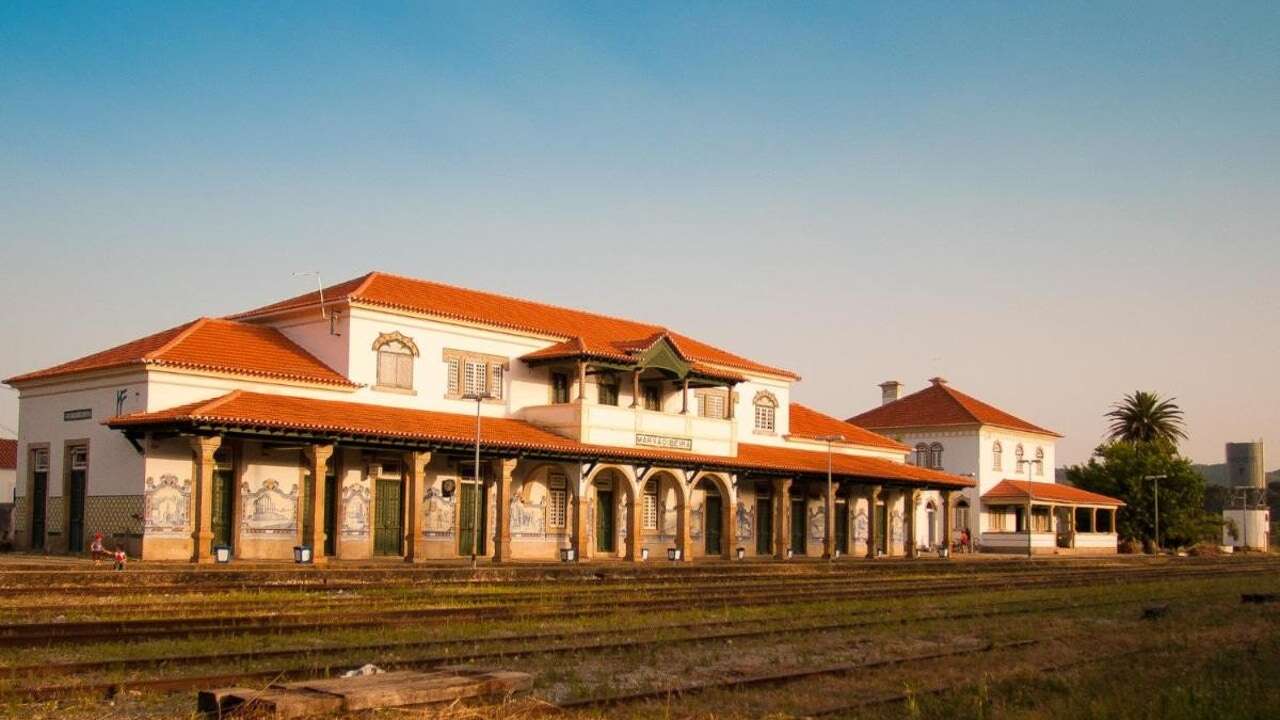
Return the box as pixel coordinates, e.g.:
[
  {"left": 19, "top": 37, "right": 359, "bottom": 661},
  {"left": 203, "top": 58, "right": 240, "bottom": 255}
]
[
  {"left": 635, "top": 433, "right": 693, "bottom": 452},
  {"left": 63, "top": 408, "right": 92, "bottom": 421}
]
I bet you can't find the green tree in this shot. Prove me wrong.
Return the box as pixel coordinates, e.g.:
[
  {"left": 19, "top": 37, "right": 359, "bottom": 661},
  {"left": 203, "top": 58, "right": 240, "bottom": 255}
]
[
  {"left": 1065, "top": 441, "right": 1218, "bottom": 548},
  {"left": 1105, "top": 391, "right": 1188, "bottom": 446}
]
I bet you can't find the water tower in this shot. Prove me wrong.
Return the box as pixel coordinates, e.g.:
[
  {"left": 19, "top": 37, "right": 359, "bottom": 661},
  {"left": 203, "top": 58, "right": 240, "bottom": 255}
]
[{"left": 1222, "top": 441, "right": 1269, "bottom": 551}]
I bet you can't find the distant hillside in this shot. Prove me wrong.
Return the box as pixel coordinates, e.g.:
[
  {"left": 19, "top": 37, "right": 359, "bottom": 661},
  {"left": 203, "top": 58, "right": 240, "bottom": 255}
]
[{"left": 1193, "top": 463, "right": 1280, "bottom": 487}]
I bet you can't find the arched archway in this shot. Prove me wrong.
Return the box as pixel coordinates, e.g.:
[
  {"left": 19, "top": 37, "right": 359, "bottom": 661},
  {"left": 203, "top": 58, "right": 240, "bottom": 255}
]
[
  {"left": 925, "top": 500, "right": 938, "bottom": 548},
  {"left": 586, "top": 466, "right": 640, "bottom": 560},
  {"left": 642, "top": 470, "right": 690, "bottom": 562},
  {"left": 691, "top": 472, "right": 734, "bottom": 560}
]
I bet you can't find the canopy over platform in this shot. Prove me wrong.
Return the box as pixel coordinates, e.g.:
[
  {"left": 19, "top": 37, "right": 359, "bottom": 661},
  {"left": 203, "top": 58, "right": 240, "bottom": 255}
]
[{"left": 106, "top": 390, "right": 974, "bottom": 490}]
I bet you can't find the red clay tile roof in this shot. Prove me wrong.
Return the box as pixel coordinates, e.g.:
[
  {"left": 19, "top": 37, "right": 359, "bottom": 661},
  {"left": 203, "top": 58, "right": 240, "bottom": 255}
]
[
  {"left": 5, "top": 318, "right": 355, "bottom": 388},
  {"left": 846, "top": 379, "right": 1060, "bottom": 437},
  {"left": 982, "top": 479, "right": 1124, "bottom": 507},
  {"left": 786, "top": 404, "right": 909, "bottom": 452},
  {"left": 106, "top": 391, "right": 971, "bottom": 489},
  {"left": 0, "top": 439, "right": 15, "bottom": 470},
  {"left": 230, "top": 271, "right": 798, "bottom": 380}
]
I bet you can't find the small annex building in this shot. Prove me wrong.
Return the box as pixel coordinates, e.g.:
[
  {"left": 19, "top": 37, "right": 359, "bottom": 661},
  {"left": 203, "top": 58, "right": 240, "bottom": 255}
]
[
  {"left": 5, "top": 271, "right": 974, "bottom": 563},
  {"left": 847, "top": 378, "right": 1123, "bottom": 555}
]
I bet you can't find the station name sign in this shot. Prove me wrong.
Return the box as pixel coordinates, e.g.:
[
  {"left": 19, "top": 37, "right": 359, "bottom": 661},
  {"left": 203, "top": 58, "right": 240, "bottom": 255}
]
[
  {"left": 63, "top": 408, "right": 93, "bottom": 422},
  {"left": 635, "top": 433, "right": 693, "bottom": 452}
]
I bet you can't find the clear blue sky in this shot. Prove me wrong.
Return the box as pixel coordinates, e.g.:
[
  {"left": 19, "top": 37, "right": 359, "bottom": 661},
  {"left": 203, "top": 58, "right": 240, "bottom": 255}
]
[{"left": 1, "top": 1, "right": 1277, "bottom": 465}]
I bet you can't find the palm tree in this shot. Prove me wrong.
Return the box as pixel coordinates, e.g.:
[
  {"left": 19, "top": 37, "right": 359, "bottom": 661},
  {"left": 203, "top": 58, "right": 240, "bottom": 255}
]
[{"left": 1105, "top": 391, "right": 1188, "bottom": 446}]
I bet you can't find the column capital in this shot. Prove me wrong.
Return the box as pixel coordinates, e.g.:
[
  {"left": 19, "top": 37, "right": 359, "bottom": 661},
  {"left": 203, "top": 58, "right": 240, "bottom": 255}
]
[
  {"left": 499, "top": 457, "right": 518, "bottom": 478},
  {"left": 189, "top": 434, "right": 222, "bottom": 459},
  {"left": 401, "top": 450, "right": 432, "bottom": 474},
  {"left": 305, "top": 443, "right": 335, "bottom": 466}
]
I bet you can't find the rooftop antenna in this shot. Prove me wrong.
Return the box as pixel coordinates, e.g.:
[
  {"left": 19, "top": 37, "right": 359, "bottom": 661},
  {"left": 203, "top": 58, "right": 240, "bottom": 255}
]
[{"left": 292, "top": 271, "right": 341, "bottom": 335}]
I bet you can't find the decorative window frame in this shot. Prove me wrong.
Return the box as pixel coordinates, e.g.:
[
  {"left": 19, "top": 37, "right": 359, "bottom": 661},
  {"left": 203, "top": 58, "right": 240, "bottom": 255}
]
[
  {"left": 914, "top": 443, "right": 930, "bottom": 467},
  {"left": 992, "top": 441, "right": 1003, "bottom": 472},
  {"left": 752, "top": 390, "right": 779, "bottom": 434},
  {"left": 1034, "top": 447, "right": 1045, "bottom": 476},
  {"left": 442, "top": 348, "right": 508, "bottom": 403},
  {"left": 372, "top": 331, "right": 419, "bottom": 393},
  {"left": 928, "top": 442, "right": 943, "bottom": 470}
]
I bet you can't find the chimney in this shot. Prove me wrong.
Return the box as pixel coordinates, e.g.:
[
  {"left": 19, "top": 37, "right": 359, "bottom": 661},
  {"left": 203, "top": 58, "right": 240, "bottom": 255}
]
[
  {"left": 878, "top": 380, "right": 903, "bottom": 406},
  {"left": 929, "top": 376, "right": 948, "bottom": 386}
]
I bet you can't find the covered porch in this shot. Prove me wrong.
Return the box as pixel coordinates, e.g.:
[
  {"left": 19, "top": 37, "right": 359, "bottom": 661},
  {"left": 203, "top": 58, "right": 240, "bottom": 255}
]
[{"left": 979, "top": 480, "right": 1124, "bottom": 555}]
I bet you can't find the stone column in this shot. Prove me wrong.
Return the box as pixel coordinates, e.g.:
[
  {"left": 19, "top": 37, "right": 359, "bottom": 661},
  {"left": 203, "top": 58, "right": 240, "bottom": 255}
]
[
  {"left": 941, "top": 489, "right": 953, "bottom": 558},
  {"left": 865, "top": 485, "right": 881, "bottom": 559},
  {"left": 773, "top": 477, "right": 791, "bottom": 559},
  {"left": 905, "top": 489, "right": 920, "bottom": 559},
  {"left": 190, "top": 435, "right": 222, "bottom": 564},
  {"left": 823, "top": 483, "right": 837, "bottom": 559},
  {"left": 678, "top": 479, "right": 693, "bottom": 562},
  {"left": 573, "top": 475, "right": 592, "bottom": 561},
  {"left": 720, "top": 478, "right": 735, "bottom": 560},
  {"left": 726, "top": 387, "right": 735, "bottom": 420},
  {"left": 680, "top": 378, "right": 690, "bottom": 414},
  {"left": 401, "top": 451, "right": 430, "bottom": 562},
  {"left": 305, "top": 444, "right": 334, "bottom": 564},
  {"left": 626, "top": 477, "right": 644, "bottom": 562},
  {"left": 576, "top": 360, "right": 587, "bottom": 402},
  {"left": 494, "top": 458, "right": 517, "bottom": 563},
  {"left": 631, "top": 370, "right": 641, "bottom": 408},
  {"left": 883, "top": 489, "right": 899, "bottom": 558}
]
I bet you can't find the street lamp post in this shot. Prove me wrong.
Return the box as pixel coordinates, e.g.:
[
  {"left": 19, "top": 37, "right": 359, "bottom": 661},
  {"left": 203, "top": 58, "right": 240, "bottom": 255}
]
[
  {"left": 1019, "top": 458, "right": 1042, "bottom": 558},
  {"left": 463, "top": 391, "right": 492, "bottom": 568},
  {"left": 816, "top": 434, "right": 846, "bottom": 562},
  {"left": 1143, "top": 474, "right": 1168, "bottom": 552}
]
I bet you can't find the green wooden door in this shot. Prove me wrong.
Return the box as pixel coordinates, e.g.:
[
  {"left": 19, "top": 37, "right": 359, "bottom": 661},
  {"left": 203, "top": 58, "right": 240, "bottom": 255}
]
[
  {"left": 705, "top": 495, "right": 722, "bottom": 556},
  {"left": 458, "top": 482, "right": 487, "bottom": 556},
  {"left": 375, "top": 479, "right": 403, "bottom": 556},
  {"left": 67, "top": 469, "right": 86, "bottom": 553},
  {"left": 31, "top": 471, "right": 47, "bottom": 550},
  {"left": 211, "top": 469, "right": 235, "bottom": 551},
  {"left": 301, "top": 474, "right": 315, "bottom": 548},
  {"left": 790, "top": 498, "right": 806, "bottom": 555},
  {"left": 875, "top": 503, "right": 888, "bottom": 555},
  {"left": 595, "top": 489, "right": 614, "bottom": 553},
  {"left": 755, "top": 496, "right": 772, "bottom": 555},
  {"left": 323, "top": 474, "right": 338, "bottom": 556},
  {"left": 835, "top": 501, "right": 849, "bottom": 555}
]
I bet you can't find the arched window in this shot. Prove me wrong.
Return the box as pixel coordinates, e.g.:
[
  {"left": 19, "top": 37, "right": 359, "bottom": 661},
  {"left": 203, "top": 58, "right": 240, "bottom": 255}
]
[
  {"left": 914, "top": 443, "right": 930, "bottom": 467},
  {"left": 1035, "top": 447, "right": 1045, "bottom": 476},
  {"left": 1015, "top": 444, "right": 1025, "bottom": 471},
  {"left": 752, "top": 391, "right": 778, "bottom": 433},
  {"left": 373, "top": 332, "right": 419, "bottom": 391},
  {"left": 992, "top": 441, "right": 1003, "bottom": 472},
  {"left": 929, "top": 443, "right": 944, "bottom": 470}
]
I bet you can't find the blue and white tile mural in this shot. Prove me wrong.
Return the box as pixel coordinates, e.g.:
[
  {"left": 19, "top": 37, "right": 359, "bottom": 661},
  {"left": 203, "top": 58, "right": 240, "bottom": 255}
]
[
  {"left": 341, "top": 483, "right": 370, "bottom": 537},
  {"left": 423, "top": 485, "right": 454, "bottom": 538},
  {"left": 808, "top": 503, "right": 826, "bottom": 542},
  {"left": 735, "top": 500, "right": 754, "bottom": 541},
  {"left": 240, "top": 478, "right": 298, "bottom": 535},
  {"left": 143, "top": 474, "right": 191, "bottom": 537}
]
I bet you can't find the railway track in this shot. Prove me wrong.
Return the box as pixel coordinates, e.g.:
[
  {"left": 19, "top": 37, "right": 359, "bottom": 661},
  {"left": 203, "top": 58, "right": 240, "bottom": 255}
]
[
  {"left": 4, "top": 593, "right": 1146, "bottom": 701},
  {"left": 0, "top": 562, "right": 1260, "bottom": 647}
]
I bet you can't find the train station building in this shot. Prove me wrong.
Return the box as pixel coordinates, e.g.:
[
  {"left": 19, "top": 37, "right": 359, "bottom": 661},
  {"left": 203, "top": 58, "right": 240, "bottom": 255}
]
[
  {"left": 6, "top": 271, "right": 975, "bottom": 563},
  {"left": 847, "top": 379, "right": 1123, "bottom": 554}
]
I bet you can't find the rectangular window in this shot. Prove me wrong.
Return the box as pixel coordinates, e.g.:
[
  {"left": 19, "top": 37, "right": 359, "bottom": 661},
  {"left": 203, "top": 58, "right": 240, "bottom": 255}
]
[
  {"left": 464, "top": 361, "right": 487, "bottom": 397},
  {"left": 643, "top": 482, "right": 658, "bottom": 530},
  {"left": 547, "top": 472, "right": 567, "bottom": 529},
  {"left": 699, "top": 393, "right": 725, "bottom": 419},
  {"left": 989, "top": 509, "right": 1008, "bottom": 532},
  {"left": 489, "top": 363, "right": 504, "bottom": 400},
  {"left": 551, "top": 372, "right": 570, "bottom": 404},
  {"left": 598, "top": 380, "right": 619, "bottom": 406},
  {"left": 447, "top": 358, "right": 460, "bottom": 395},
  {"left": 33, "top": 448, "right": 50, "bottom": 472}
]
